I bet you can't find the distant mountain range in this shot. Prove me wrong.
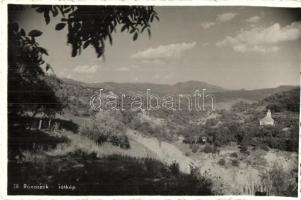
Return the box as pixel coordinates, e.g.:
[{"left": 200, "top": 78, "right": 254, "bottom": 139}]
[
  {"left": 61, "top": 78, "right": 226, "bottom": 95},
  {"left": 213, "top": 85, "right": 299, "bottom": 102},
  {"left": 61, "top": 77, "right": 298, "bottom": 102},
  {"left": 44, "top": 76, "right": 299, "bottom": 116}
]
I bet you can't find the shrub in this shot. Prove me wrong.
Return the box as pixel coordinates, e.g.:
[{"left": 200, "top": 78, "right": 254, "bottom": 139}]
[
  {"left": 253, "top": 155, "right": 268, "bottom": 166},
  {"left": 239, "top": 145, "right": 249, "bottom": 154},
  {"left": 230, "top": 152, "right": 238, "bottom": 158},
  {"left": 110, "top": 134, "right": 130, "bottom": 149},
  {"left": 169, "top": 161, "right": 180, "bottom": 176},
  {"left": 260, "top": 163, "right": 298, "bottom": 197},
  {"left": 79, "top": 111, "right": 129, "bottom": 149},
  {"left": 259, "top": 144, "right": 269, "bottom": 151},
  {"left": 189, "top": 165, "right": 214, "bottom": 195},
  {"left": 286, "top": 132, "right": 299, "bottom": 152},
  {"left": 231, "top": 159, "right": 239, "bottom": 167},
  {"left": 79, "top": 120, "right": 107, "bottom": 144},
  {"left": 203, "top": 144, "right": 215, "bottom": 154},
  {"left": 191, "top": 144, "right": 199, "bottom": 153},
  {"left": 8, "top": 152, "right": 215, "bottom": 195},
  {"left": 267, "top": 137, "right": 287, "bottom": 151},
  {"left": 218, "top": 158, "right": 226, "bottom": 166}
]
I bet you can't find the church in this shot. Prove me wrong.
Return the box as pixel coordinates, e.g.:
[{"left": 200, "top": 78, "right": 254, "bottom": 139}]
[{"left": 259, "top": 109, "right": 274, "bottom": 126}]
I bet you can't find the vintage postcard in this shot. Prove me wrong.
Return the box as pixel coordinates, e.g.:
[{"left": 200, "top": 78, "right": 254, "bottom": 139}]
[{"left": 1, "top": 0, "right": 300, "bottom": 199}]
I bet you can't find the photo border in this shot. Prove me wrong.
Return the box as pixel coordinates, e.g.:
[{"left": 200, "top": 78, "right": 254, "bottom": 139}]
[{"left": 0, "top": 0, "right": 300, "bottom": 199}]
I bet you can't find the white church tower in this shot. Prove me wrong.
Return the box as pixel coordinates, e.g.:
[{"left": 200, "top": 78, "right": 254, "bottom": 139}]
[{"left": 259, "top": 109, "right": 274, "bottom": 126}]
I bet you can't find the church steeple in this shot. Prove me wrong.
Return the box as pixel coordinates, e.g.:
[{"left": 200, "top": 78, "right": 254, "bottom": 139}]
[
  {"left": 259, "top": 109, "right": 274, "bottom": 126},
  {"left": 267, "top": 109, "right": 272, "bottom": 118}
]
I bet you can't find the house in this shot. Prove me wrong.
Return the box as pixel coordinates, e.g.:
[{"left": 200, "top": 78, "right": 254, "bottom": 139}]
[
  {"left": 30, "top": 113, "right": 61, "bottom": 130},
  {"left": 29, "top": 113, "right": 78, "bottom": 132},
  {"left": 259, "top": 109, "right": 274, "bottom": 126}
]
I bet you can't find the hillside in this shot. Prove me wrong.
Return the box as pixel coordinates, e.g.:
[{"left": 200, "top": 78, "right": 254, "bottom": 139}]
[
  {"left": 11, "top": 76, "right": 299, "bottom": 196},
  {"left": 61, "top": 78, "right": 226, "bottom": 95},
  {"left": 61, "top": 77, "right": 297, "bottom": 99},
  {"left": 262, "top": 87, "right": 300, "bottom": 113},
  {"left": 46, "top": 76, "right": 298, "bottom": 116},
  {"left": 213, "top": 86, "right": 299, "bottom": 103}
]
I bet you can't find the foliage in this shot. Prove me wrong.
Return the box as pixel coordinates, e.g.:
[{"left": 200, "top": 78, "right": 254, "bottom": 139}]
[
  {"left": 31, "top": 5, "right": 159, "bottom": 58},
  {"left": 258, "top": 143, "right": 269, "bottom": 151},
  {"left": 206, "top": 92, "right": 299, "bottom": 153},
  {"left": 231, "top": 159, "right": 239, "bottom": 167},
  {"left": 8, "top": 4, "right": 159, "bottom": 116},
  {"left": 230, "top": 152, "right": 238, "bottom": 158},
  {"left": 8, "top": 152, "right": 215, "bottom": 195},
  {"left": 79, "top": 111, "right": 129, "bottom": 148},
  {"left": 207, "top": 125, "right": 237, "bottom": 147},
  {"left": 191, "top": 144, "right": 199, "bottom": 153},
  {"left": 169, "top": 161, "right": 180, "bottom": 176},
  {"left": 7, "top": 20, "right": 63, "bottom": 116},
  {"left": 8, "top": 123, "right": 68, "bottom": 161},
  {"left": 129, "top": 114, "right": 174, "bottom": 141},
  {"left": 203, "top": 144, "right": 216, "bottom": 154},
  {"left": 218, "top": 158, "right": 226, "bottom": 166},
  {"left": 264, "top": 88, "right": 300, "bottom": 113},
  {"left": 260, "top": 163, "right": 298, "bottom": 197},
  {"left": 108, "top": 134, "right": 130, "bottom": 149},
  {"left": 239, "top": 145, "right": 250, "bottom": 155}
]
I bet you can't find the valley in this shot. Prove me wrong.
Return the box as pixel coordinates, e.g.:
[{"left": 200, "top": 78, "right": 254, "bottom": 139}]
[{"left": 8, "top": 77, "right": 299, "bottom": 196}]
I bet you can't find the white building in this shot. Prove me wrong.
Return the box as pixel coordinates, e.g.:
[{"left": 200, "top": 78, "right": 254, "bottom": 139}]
[{"left": 259, "top": 109, "right": 274, "bottom": 126}]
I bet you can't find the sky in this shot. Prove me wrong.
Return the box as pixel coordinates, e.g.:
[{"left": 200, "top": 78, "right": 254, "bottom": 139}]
[{"left": 12, "top": 6, "right": 301, "bottom": 90}]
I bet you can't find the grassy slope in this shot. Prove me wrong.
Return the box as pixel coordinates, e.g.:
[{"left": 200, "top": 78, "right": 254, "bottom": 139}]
[
  {"left": 8, "top": 152, "right": 214, "bottom": 195},
  {"left": 47, "top": 130, "right": 159, "bottom": 159}
]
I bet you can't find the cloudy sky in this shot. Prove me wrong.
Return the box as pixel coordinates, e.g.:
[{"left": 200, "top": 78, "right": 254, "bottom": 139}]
[{"left": 14, "top": 6, "right": 300, "bottom": 89}]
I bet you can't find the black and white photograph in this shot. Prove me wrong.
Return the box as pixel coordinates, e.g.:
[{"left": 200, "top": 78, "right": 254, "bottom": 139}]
[{"left": 5, "top": 2, "right": 301, "bottom": 197}]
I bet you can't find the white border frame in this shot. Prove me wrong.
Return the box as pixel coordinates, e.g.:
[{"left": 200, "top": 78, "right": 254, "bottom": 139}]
[{"left": 0, "top": 0, "right": 300, "bottom": 199}]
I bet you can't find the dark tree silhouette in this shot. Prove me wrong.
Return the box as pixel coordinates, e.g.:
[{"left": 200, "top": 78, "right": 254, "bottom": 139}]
[
  {"left": 8, "top": 22, "right": 63, "bottom": 117},
  {"left": 32, "top": 5, "right": 159, "bottom": 57},
  {"left": 8, "top": 5, "right": 159, "bottom": 116}
]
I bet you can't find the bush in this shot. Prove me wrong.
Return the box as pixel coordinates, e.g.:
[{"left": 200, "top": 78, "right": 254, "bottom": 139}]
[
  {"left": 218, "top": 159, "right": 226, "bottom": 166},
  {"left": 267, "top": 137, "right": 287, "bottom": 151},
  {"left": 169, "top": 161, "right": 180, "bottom": 176},
  {"left": 118, "top": 134, "right": 130, "bottom": 149},
  {"left": 239, "top": 145, "right": 249, "bottom": 154},
  {"left": 203, "top": 145, "right": 215, "bottom": 154},
  {"left": 260, "top": 163, "right": 298, "bottom": 196},
  {"left": 259, "top": 144, "right": 269, "bottom": 151},
  {"left": 8, "top": 152, "right": 215, "bottom": 195},
  {"left": 191, "top": 144, "right": 199, "bottom": 153},
  {"left": 79, "top": 111, "right": 130, "bottom": 149},
  {"left": 79, "top": 121, "right": 102, "bottom": 142},
  {"left": 286, "top": 132, "right": 299, "bottom": 152},
  {"left": 231, "top": 159, "right": 239, "bottom": 167},
  {"left": 230, "top": 152, "right": 238, "bottom": 158},
  {"left": 108, "top": 134, "right": 130, "bottom": 149}
]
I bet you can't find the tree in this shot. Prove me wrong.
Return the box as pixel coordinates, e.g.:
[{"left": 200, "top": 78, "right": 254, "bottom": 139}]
[
  {"left": 8, "top": 5, "right": 159, "bottom": 116},
  {"left": 7, "top": 21, "right": 62, "bottom": 117},
  {"left": 31, "top": 5, "right": 159, "bottom": 57},
  {"left": 79, "top": 110, "right": 129, "bottom": 148}
]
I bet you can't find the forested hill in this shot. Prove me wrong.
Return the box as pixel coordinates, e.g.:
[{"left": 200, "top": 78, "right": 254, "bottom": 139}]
[
  {"left": 45, "top": 75, "right": 299, "bottom": 116},
  {"left": 61, "top": 78, "right": 226, "bottom": 95},
  {"left": 213, "top": 85, "right": 299, "bottom": 103},
  {"left": 61, "top": 77, "right": 298, "bottom": 98},
  {"left": 262, "top": 87, "right": 300, "bottom": 113}
]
